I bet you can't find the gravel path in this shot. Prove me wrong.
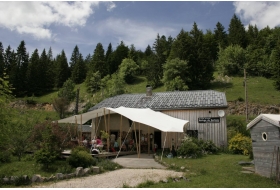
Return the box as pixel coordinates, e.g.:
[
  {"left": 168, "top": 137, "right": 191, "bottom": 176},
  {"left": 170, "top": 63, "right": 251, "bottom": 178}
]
[{"left": 35, "top": 168, "right": 184, "bottom": 188}]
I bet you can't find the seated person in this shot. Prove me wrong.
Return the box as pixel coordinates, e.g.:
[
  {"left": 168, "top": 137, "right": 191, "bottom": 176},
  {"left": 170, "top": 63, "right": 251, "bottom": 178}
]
[
  {"left": 114, "top": 140, "right": 119, "bottom": 151},
  {"left": 96, "top": 136, "right": 103, "bottom": 150}
]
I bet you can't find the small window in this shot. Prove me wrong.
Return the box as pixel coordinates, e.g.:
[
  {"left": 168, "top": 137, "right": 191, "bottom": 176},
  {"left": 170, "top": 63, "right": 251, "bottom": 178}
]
[
  {"left": 262, "top": 132, "right": 267, "bottom": 141},
  {"left": 186, "top": 130, "right": 198, "bottom": 139}
]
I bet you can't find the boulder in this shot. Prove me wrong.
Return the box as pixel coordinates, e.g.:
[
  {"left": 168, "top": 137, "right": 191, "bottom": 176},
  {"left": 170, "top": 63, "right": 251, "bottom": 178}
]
[
  {"left": 92, "top": 166, "right": 100, "bottom": 173},
  {"left": 76, "top": 167, "right": 85, "bottom": 177},
  {"left": 32, "top": 174, "right": 42, "bottom": 183},
  {"left": 56, "top": 173, "right": 64, "bottom": 180},
  {"left": 83, "top": 168, "right": 91, "bottom": 175}
]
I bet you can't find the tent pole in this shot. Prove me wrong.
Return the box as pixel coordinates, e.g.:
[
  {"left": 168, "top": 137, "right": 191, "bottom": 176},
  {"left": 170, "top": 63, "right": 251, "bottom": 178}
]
[
  {"left": 120, "top": 115, "right": 122, "bottom": 147},
  {"left": 116, "top": 123, "right": 132, "bottom": 159},
  {"left": 75, "top": 116, "right": 77, "bottom": 139},
  {"left": 138, "top": 122, "right": 141, "bottom": 158},
  {"left": 148, "top": 125, "right": 150, "bottom": 155},
  {"left": 161, "top": 132, "right": 167, "bottom": 161},
  {"left": 96, "top": 113, "right": 98, "bottom": 136},
  {"left": 133, "top": 122, "right": 139, "bottom": 155},
  {"left": 107, "top": 110, "right": 110, "bottom": 152},
  {"left": 80, "top": 114, "right": 83, "bottom": 145}
]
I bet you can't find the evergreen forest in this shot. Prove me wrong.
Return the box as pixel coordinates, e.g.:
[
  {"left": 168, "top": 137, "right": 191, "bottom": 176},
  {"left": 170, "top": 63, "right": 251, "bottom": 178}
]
[{"left": 1, "top": 14, "right": 280, "bottom": 99}]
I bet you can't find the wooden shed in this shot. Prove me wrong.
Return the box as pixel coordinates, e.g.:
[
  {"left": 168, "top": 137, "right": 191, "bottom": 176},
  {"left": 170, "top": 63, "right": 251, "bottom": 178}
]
[
  {"left": 247, "top": 114, "right": 280, "bottom": 178},
  {"left": 88, "top": 87, "right": 228, "bottom": 148}
]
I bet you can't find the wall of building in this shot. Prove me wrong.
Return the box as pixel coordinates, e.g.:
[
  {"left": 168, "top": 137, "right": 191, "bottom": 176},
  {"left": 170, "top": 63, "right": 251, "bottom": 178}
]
[
  {"left": 162, "top": 108, "right": 227, "bottom": 147},
  {"left": 250, "top": 120, "right": 280, "bottom": 178}
]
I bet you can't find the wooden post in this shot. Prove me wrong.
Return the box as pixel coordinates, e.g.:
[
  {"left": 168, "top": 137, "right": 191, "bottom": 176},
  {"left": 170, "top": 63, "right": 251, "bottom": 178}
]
[
  {"left": 75, "top": 116, "right": 77, "bottom": 138},
  {"left": 133, "top": 122, "right": 139, "bottom": 156},
  {"left": 80, "top": 114, "right": 83, "bottom": 145},
  {"left": 244, "top": 69, "right": 248, "bottom": 123},
  {"left": 96, "top": 113, "right": 98, "bottom": 136},
  {"left": 103, "top": 108, "right": 107, "bottom": 132},
  {"left": 120, "top": 115, "right": 122, "bottom": 145},
  {"left": 107, "top": 110, "right": 111, "bottom": 152},
  {"left": 271, "top": 146, "right": 276, "bottom": 178},
  {"left": 148, "top": 126, "right": 150, "bottom": 155},
  {"left": 138, "top": 122, "right": 141, "bottom": 158}
]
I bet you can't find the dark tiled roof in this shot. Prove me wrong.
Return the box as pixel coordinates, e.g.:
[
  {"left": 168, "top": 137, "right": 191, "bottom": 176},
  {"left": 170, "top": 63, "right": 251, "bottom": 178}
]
[{"left": 89, "top": 90, "right": 227, "bottom": 111}]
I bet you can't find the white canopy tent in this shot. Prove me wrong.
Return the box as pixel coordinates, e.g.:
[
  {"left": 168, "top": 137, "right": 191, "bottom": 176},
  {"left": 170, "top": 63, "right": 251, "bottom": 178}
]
[
  {"left": 56, "top": 106, "right": 189, "bottom": 133},
  {"left": 56, "top": 106, "right": 189, "bottom": 159}
]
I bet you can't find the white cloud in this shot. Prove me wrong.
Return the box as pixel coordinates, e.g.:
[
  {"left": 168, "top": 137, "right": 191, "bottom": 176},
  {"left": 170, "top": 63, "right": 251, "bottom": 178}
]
[
  {"left": 233, "top": 1, "right": 280, "bottom": 29},
  {"left": 0, "top": 1, "right": 99, "bottom": 39},
  {"left": 105, "top": 1, "right": 116, "bottom": 12},
  {"left": 95, "top": 18, "right": 177, "bottom": 50}
]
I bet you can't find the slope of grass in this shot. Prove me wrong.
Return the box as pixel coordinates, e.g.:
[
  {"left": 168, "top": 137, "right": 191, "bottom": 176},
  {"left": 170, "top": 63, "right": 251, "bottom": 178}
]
[{"left": 210, "top": 75, "right": 280, "bottom": 105}]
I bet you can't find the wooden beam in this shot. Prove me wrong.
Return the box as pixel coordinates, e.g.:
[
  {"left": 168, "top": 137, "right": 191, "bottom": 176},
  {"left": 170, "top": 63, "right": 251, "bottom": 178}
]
[
  {"left": 133, "top": 122, "right": 139, "bottom": 156},
  {"left": 148, "top": 125, "right": 150, "bottom": 155},
  {"left": 138, "top": 122, "right": 140, "bottom": 158}
]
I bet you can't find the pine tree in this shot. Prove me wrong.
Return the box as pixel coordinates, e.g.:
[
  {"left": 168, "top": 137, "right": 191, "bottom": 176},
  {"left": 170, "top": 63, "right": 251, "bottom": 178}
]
[
  {"left": 45, "top": 47, "right": 55, "bottom": 90},
  {"left": 109, "top": 41, "right": 129, "bottom": 75},
  {"left": 69, "top": 45, "right": 80, "bottom": 83},
  {"left": 228, "top": 14, "right": 247, "bottom": 48},
  {"left": 105, "top": 43, "right": 113, "bottom": 75},
  {"left": 38, "top": 49, "right": 49, "bottom": 94},
  {"left": 26, "top": 49, "right": 40, "bottom": 95},
  {"left": 54, "top": 50, "right": 69, "bottom": 88},
  {"left": 214, "top": 22, "right": 228, "bottom": 49},
  {"left": 72, "top": 53, "right": 86, "bottom": 84},
  {"left": 15, "top": 41, "right": 29, "bottom": 96},
  {"left": 0, "top": 42, "right": 4, "bottom": 78},
  {"left": 91, "top": 43, "right": 106, "bottom": 77}
]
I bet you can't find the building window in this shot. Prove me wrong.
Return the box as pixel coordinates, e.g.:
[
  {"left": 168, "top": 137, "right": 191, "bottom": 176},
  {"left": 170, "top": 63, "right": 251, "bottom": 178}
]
[
  {"left": 262, "top": 132, "right": 267, "bottom": 141},
  {"left": 186, "top": 130, "right": 198, "bottom": 139}
]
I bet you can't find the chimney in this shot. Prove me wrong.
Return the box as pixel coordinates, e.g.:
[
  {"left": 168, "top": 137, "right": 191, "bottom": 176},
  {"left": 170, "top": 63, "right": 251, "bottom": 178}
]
[{"left": 146, "top": 85, "right": 152, "bottom": 96}]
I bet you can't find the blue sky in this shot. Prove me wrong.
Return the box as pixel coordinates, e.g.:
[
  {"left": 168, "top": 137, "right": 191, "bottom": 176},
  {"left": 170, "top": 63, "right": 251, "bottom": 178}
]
[{"left": 0, "top": 1, "right": 280, "bottom": 61}]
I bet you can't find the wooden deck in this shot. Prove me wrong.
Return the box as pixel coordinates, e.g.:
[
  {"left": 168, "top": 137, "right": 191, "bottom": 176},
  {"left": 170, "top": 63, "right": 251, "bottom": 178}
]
[{"left": 61, "top": 150, "right": 137, "bottom": 159}]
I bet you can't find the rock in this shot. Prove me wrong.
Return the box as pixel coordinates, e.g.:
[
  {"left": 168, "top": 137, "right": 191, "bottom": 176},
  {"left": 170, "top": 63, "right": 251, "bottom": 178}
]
[
  {"left": 161, "top": 179, "right": 168, "bottom": 183},
  {"left": 3, "top": 177, "right": 9, "bottom": 183},
  {"left": 10, "top": 176, "right": 18, "bottom": 182},
  {"left": 238, "top": 161, "right": 252, "bottom": 165},
  {"left": 92, "top": 166, "right": 100, "bottom": 173},
  {"left": 180, "top": 166, "right": 185, "bottom": 170},
  {"left": 171, "top": 163, "right": 176, "bottom": 166},
  {"left": 56, "top": 173, "right": 64, "bottom": 180},
  {"left": 84, "top": 168, "right": 91, "bottom": 175},
  {"left": 32, "top": 174, "right": 42, "bottom": 183},
  {"left": 76, "top": 167, "right": 85, "bottom": 177}
]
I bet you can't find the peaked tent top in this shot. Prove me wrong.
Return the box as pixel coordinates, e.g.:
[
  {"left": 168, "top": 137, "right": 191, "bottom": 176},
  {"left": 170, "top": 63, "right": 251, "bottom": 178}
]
[{"left": 55, "top": 107, "right": 189, "bottom": 132}]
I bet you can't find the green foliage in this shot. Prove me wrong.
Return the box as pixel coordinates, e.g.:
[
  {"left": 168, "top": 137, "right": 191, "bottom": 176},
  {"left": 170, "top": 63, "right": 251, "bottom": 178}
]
[
  {"left": 118, "top": 58, "right": 139, "bottom": 84},
  {"left": 216, "top": 45, "right": 246, "bottom": 76},
  {"left": 0, "top": 150, "right": 12, "bottom": 163},
  {"left": 67, "top": 147, "right": 96, "bottom": 168},
  {"left": 228, "top": 133, "right": 252, "bottom": 156},
  {"left": 85, "top": 71, "right": 101, "bottom": 93},
  {"left": 177, "top": 137, "right": 202, "bottom": 158},
  {"left": 177, "top": 137, "right": 220, "bottom": 158},
  {"left": 105, "top": 73, "right": 126, "bottom": 97},
  {"left": 34, "top": 147, "right": 58, "bottom": 169},
  {"left": 58, "top": 79, "right": 75, "bottom": 103},
  {"left": 97, "top": 158, "right": 121, "bottom": 171},
  {"left": 162, "top": 58, "right": 189, "bottom": 91},
  {"left": 227, "top": 118, "right": 250, "bottom": 139}
]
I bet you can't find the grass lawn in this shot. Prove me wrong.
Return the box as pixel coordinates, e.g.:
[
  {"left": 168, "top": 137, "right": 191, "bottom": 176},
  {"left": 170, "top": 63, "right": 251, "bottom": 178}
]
[{"left": 136, "top": 154, "right": 280, "bottom": 188}]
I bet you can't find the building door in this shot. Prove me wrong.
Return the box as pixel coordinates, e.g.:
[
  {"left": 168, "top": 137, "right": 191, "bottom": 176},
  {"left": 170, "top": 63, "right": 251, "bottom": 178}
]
[{"left": 154, "top": 131, "right": 161, "bottom": 148}]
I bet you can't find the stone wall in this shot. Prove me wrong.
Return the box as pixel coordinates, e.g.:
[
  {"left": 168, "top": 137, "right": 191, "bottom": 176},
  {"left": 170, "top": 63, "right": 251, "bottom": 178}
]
[{"left": 226, "top": 101, "right": 280, "bottom": 116}]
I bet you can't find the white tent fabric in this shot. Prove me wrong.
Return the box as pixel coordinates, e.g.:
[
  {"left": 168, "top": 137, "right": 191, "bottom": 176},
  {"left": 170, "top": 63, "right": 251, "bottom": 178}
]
[{"left": 56, "top": 106, "right": 189, "bottom": 132}]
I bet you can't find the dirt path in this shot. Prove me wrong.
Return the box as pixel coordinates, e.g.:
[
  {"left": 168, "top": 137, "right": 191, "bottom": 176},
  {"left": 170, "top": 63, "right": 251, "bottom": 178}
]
[{"left": 34, "top": 168, "right": 184, "bottom": 188}]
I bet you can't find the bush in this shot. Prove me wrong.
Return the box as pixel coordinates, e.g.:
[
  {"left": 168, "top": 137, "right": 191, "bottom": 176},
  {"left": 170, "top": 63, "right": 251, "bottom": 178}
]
[
  {"left": 67, "top": 148, "right": 96, "bottom": 168},
  {"left": 0, "top": 150, "right": 12, "bottom": 163},
  {"left": 201, "top": 140, "right": 220, "bottom": 154},
  {"left": 97, "top": 159, "right": 121, "bottom": 171},
  {"left": 177, "top": 137, "right": 202, "bottom": 158},
  {"left": 229, "top": 133, "right": 252, "bottom": 156},
  {"left": 34, "top": 148, "right": 58, "bottom": 169}
]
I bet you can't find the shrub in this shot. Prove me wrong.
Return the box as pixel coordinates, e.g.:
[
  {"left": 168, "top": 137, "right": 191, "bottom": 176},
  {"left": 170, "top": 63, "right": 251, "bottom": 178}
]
[
  {"left": 97, "top": 159, "right": 121, "bottom": 171},
  {"left": 0, "top": 150, "right": 12, "bottom": 163},
  {"left": 177, "top": 137, "right": 202, "bottom": 158},
  {"left": 34, "top": 147, "right": 58, "bottom": 169},
  {"left": 67, "top": 148, "right": 96, "bottom": 168},
  {"left": 201, "top": 140, "right": 220, "bottom": 154},
  {"left": 229, "top": 133, "right": 252, "bottom": 156}
]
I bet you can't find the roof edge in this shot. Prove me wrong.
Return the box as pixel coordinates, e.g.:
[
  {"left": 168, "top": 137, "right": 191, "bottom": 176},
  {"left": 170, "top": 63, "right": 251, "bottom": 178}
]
[{"left": 247, "top": 114, "right": 280, "bottom": 130}]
